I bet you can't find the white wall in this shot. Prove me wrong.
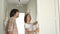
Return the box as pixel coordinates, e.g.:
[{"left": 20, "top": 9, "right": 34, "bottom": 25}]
[
  {"left": 27, "top": 0, "right": 37, "bottom": 22},
  {"left": 37, "top": 0, "right": 59, "bottom": 34},
  {"left": 5, "top": 4, "right": 27, "bottom": 18},
  {"left": 58, "top": 0, "right": 60, "bottom": 34},
  {"left": 0, "top": 0, "right": 6, "bottom": 34},
  {"left": 54, "top": 0, "right": 59, "bottom": 34}
]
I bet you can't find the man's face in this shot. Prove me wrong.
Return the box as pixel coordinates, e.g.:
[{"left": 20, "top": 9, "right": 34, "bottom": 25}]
[{"left": 15, "top": 12, "right": 19, "bottom": 18}]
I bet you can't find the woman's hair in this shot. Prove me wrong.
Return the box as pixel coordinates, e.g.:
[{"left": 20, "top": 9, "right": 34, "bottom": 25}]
[
  {"left": 10, "top": 9, "right": 19, "bottom": 17},
  {"left": 24, "top": 13, "right": 31, "bottom": 23}
]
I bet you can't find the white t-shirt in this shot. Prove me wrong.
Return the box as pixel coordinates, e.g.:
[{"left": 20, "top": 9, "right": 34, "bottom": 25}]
[
  {"left": 24, "top": 23, "right": 39, "bottom": 34},
  {"left": 24, "top": 23, "right": 33, "bottom": 31},
  {"left": 24, "top": 23, "right": 33, "bottom": 34}
]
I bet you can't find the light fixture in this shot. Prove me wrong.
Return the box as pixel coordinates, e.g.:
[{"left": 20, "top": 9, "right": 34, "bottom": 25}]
[
  {"left": 19, "top": 0, "right": 20, "bottom": 5},
  {"left": 17, "top": 0, "right": 20, "bottom": 7},
  {"left": 17, "top": 0, "right": 23, "bottom": 7}
]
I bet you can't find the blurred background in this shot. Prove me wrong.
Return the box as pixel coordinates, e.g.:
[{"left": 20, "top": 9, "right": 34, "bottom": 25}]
[
  {"left": 0, "top": 0, "right": 60, "bottom": 34},
  {"left": 0, "top": 0, "right": 37, "bottom": 34}
]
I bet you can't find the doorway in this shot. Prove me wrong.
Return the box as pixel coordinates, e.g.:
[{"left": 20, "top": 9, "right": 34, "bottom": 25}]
[{"left": 16, "top": 13, "right": 25, "bottom": 34}]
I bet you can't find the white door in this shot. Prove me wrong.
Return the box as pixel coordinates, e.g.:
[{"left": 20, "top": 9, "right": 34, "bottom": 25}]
[{"left": 37, "top": 0, "right": 57, "bottom": 34}]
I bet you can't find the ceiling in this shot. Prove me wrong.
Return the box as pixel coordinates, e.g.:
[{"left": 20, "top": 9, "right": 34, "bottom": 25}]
[{"left": 7, "top": 0, "right": 30, "bottom": 4}]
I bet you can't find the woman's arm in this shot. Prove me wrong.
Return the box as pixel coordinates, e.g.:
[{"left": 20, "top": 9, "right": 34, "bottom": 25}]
[
  {"left": 34, "top": 24, "right": 39, "bottom": 32},
  {"left": 25, "top": 28, "right": 34, "bottom": 34},
  {"left": 36, "top": 28, "right": 39, "bottom": 32},
  {"left": 32, "top": 21, "right": 38, "bottom": 25}
]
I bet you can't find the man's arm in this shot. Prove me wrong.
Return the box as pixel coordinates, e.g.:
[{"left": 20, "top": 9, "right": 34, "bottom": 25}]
[
  {"left": 8, "top": 31, "right": 13, "bottom": 34},
  {"left": 7, "top": 19, "right": 13, "bottom": 34}
]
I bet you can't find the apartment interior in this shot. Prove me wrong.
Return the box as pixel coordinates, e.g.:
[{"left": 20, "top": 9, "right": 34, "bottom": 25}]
[{"left": 0, "top": 0, "right": 60, "bottom": 34}]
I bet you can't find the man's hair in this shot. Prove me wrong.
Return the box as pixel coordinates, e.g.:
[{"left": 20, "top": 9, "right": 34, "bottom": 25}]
[
  {"left": 10, "top": 9, "right": 19, "bottom": 17},
  {"left": 24, "top": 13, "right": 31, "bottom": 23}
]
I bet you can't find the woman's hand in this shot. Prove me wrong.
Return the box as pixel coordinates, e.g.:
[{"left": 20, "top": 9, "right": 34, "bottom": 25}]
[
  {"left": 25, "top": 28, "right": 34, "bottom": 34},
  {"left": 33, "top": 28, "right": 39, "bottom": 32},
  {"left": 33, "top": 21, "right": 38, "bottom": 25}
]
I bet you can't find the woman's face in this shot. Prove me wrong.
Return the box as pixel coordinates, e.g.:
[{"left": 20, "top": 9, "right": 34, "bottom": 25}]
[{"left": 27, "top": 15, "right": 31, "bottom": 23}]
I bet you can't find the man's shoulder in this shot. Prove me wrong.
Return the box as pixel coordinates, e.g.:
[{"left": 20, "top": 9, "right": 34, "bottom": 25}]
[
  {"left": 9, "top": 17, "right": 14, "bottom": 20},
  {"left": 8, "top": 17, "right": 14, "bottom": 21}
]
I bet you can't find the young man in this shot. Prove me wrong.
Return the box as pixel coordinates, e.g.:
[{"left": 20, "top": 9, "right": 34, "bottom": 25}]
[{"left": 6, "top": 9, "right": 19, "bottom": 34}]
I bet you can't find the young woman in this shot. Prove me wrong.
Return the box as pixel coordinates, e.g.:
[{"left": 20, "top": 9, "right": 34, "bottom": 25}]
[
  {"left": 24, "top": 13, "right": 33, "bottom": 34},
  {"left": 24, "top": 13, "right": 39, "bottom": 34}
]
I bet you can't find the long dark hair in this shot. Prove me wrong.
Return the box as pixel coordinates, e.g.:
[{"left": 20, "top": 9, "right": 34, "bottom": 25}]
[{"left": 24, "top": 13, "right": 31, "bottom": 23}]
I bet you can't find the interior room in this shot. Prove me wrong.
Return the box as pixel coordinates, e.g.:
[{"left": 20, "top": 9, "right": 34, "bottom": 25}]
[
  {"left": 0, "top": 0, "right": 60, "bottom": 34},
  {"left": 3, "top": 0, "right": 37, "bottom": 34}
]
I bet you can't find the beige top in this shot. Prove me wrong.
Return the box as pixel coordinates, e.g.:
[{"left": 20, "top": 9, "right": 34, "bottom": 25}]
[{"left": 7, "top": 17, "right": 18, "bottom": 34}]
